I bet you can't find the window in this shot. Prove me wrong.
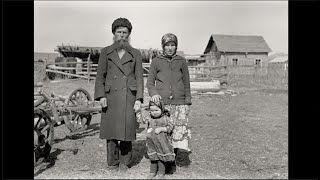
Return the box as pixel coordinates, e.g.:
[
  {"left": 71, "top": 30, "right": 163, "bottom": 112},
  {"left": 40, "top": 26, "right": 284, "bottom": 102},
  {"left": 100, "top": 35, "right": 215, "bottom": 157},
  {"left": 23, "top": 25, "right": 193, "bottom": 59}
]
[
  {"left": 232, "top": 58, "right": 238, "bottom": 65},
  {"left": 255, "top": 59, "right": 261, "bottom": 66}
]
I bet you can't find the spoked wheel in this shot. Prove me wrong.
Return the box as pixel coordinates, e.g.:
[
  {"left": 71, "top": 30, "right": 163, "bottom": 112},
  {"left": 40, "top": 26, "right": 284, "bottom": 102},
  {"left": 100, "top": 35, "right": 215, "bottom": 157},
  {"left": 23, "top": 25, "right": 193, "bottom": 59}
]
[
  {"left": 65, "top": 88, "right": 92, "bottom": 133},
  {"left": 34, "top": 109, "right": 54, "bottom": 165}
]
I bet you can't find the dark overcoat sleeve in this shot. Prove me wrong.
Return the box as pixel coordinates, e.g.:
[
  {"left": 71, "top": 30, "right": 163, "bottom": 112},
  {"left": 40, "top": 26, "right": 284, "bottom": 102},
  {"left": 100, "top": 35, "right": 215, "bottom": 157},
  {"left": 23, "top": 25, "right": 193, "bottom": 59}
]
[
  {"left": 94, "top": 48, "right": 108, "bottom": 101},
  {"left": 135, "top": 50, "right": 144, "bottom": 103},
  {"left": 146, "top": 58, "right": 159, "bottom": 97}
]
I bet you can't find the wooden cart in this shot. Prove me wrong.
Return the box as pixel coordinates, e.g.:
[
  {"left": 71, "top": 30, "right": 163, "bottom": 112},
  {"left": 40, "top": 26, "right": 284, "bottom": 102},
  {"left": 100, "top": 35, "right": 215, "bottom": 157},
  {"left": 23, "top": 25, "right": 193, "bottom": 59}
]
[{"left": 34, "top": 84, "right": 101, "bottom": 165}]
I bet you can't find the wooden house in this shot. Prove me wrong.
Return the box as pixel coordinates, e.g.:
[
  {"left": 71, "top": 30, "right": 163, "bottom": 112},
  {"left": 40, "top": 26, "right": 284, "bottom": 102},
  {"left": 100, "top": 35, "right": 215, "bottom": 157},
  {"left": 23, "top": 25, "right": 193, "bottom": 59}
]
[{"left": 201, "top": 34, "right": 272, "bottom": 67}]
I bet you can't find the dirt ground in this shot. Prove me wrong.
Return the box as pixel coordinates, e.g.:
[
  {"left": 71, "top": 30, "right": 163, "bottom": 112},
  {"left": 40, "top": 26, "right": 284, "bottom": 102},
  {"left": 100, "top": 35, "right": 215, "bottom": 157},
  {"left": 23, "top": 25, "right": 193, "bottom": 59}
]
[{"left": 34, "top": 78, "right": 288, "bottom": 179}]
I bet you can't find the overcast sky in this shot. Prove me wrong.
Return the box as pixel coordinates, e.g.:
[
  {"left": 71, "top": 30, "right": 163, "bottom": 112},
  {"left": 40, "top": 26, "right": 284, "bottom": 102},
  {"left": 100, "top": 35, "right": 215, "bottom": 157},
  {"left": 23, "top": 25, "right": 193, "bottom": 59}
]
[{"left": 34, "top": 1, "right": 288, "bottom": 55}]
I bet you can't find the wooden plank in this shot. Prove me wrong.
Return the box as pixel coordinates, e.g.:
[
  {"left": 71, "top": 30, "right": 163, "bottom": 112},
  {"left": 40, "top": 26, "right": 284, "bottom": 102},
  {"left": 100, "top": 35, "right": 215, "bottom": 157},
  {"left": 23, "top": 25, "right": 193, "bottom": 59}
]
[
  {"left": 48, "top": 66, "right": 94, "bottom": 71},
  {"left": 189, "top": 73, "right": 207, "bottom": 75},
  {"left": 47, "top": 65, "right": 77, "bottom": 70},
  {"left": 46, "top": 69, "right": 95, "bottom": 80},
  {"left": 142, "top": 63, "right": 150, "bottom": 68},
  {"left": 143, "top": 67, "right": 150, "bottom": 72},
  {"left": 188, "top": 65, "right": 227, "bottom": 69},
  {"left": 47, "top": 62, "right": 93, "bottom": 65},
  {"left": 76, "top": 71, "right": 97, "bottom": 75},
  {"left": 40, "top": 104, "right": 102, "bottom": 115},
  {"left": 47, "top": 65, "right": 95, "bottom": 71},
  {"left": 87, "top": 54, "right": 91, "bottom": 83}
]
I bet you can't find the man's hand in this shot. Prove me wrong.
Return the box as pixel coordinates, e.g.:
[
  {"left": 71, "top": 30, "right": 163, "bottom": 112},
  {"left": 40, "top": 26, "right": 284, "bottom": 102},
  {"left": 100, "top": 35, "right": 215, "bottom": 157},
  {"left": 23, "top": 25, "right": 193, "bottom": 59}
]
[
  {"left": 99, "top": 97, "right": 107, "bottom": 108},
  {"left": 133, "top": 100, "right": 142, "bottom": 112},
  {"left": 150, "top": 95, "right": 162, "bottom": 103}
]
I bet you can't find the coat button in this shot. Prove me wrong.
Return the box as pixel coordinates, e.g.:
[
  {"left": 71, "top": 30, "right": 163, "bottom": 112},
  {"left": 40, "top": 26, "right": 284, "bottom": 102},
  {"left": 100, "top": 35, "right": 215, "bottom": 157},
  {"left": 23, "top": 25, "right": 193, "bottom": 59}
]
[
  {"left": 114, "top": 76, "right": 117, "bottom": 79},
  {"left": 123, "top": 76, "right": 126, "bottom": 78},
  {"left": 114, "top": 88, "right": 118, "bottom": 91}
]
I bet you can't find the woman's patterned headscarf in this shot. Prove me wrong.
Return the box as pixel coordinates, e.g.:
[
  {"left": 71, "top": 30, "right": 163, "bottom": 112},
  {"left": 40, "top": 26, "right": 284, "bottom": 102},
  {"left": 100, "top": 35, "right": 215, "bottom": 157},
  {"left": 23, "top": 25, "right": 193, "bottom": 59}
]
[{"left": 161, "top": 33, "right": 178, "bottom": 48}]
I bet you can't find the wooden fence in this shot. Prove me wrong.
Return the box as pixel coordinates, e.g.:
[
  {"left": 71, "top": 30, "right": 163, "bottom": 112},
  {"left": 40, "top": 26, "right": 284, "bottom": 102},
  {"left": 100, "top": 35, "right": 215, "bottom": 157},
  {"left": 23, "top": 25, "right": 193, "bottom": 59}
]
[
  {"left": 42, "top": 59, "right": 287, "bottom": 87},
  {"left": 228, "top": 65, "right": 288, "bottom": 86},
  {"left": 44, "top": 61, "right": 227, "bottom": 83},
  {"left": 46, "top": 61, "right": 97, "bottom": 83},
  {"left": 188, "top": 65, "right": 228, "bottom": 83}
]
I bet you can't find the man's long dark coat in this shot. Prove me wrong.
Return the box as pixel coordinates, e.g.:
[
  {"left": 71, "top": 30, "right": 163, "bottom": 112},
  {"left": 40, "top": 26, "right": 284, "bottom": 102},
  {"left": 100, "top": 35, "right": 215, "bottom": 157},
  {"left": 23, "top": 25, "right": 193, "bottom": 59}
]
[{"left": 94, "top": 43, "right": 144, "bottom": 141}]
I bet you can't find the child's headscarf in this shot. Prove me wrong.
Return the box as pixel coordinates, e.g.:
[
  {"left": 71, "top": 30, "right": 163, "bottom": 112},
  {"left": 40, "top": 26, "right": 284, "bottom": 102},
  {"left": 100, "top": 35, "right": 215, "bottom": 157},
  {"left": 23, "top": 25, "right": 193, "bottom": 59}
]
[{"left": 149, "top": 100, "right": 170, "bottom": 117}]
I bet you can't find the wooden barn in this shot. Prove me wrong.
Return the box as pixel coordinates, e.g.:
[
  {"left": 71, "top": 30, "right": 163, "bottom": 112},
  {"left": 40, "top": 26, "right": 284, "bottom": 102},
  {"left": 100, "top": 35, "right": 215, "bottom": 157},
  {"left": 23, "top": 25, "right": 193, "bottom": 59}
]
[{"left": 201, "top": 34, "right": 272, "bottom": 67}]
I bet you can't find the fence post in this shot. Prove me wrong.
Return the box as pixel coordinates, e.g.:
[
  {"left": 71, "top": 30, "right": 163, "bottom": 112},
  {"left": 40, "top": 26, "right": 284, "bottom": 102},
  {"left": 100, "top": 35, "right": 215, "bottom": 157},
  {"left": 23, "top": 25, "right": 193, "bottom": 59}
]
[{"left": 87, "top": 54, "right": 91, "bottom": 84}]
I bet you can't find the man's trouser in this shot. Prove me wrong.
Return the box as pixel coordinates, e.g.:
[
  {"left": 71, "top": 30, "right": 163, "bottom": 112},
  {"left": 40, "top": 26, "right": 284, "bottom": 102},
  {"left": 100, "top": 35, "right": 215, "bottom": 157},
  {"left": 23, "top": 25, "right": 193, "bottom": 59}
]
[{"left": 107, "top": 139, "right": 132, "bottom": 166}]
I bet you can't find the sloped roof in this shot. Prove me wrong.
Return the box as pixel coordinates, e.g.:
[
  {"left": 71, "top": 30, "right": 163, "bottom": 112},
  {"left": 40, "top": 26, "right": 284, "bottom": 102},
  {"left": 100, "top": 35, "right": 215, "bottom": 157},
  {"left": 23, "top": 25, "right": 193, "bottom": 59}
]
[
  {"left": 269, "top": 55, "right": 288, "bottom": 63},
  {"left": 204, "top": 34, "right": 272, "bottom": 54}
]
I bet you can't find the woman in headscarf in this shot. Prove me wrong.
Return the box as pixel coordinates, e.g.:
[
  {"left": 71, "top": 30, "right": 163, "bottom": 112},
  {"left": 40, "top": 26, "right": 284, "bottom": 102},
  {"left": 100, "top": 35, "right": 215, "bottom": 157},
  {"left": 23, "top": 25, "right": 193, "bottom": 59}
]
[{"left": 147, "top": 33, "right": 192, "bottom": 173}]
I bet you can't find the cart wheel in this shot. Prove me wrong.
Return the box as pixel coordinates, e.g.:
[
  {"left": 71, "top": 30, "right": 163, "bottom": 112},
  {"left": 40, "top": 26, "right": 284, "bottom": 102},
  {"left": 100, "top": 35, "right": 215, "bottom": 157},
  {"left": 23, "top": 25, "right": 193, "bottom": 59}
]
[
  {"left": 65, "top": 88, "right": 92, "bottom": 133},
  {"left": 66, "top": 88, "right": 92, "bottom": 106},
  {"left": 34, "top": 109, "right": 54, "bottom": 164}
]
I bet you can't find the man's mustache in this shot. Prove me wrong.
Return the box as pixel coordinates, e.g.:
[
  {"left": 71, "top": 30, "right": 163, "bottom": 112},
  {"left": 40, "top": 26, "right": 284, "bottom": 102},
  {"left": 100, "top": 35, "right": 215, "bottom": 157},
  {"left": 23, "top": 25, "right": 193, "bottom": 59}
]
[{"left": 116, "top": 38, "right": 128, "bottom": 43}]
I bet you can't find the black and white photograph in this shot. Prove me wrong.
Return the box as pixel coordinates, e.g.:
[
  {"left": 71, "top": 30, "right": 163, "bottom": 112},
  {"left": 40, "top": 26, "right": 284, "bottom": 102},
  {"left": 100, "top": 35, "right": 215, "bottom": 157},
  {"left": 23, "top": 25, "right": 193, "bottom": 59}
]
[{"left": 34, "top": 1, "right": 288, "bottom": 179}]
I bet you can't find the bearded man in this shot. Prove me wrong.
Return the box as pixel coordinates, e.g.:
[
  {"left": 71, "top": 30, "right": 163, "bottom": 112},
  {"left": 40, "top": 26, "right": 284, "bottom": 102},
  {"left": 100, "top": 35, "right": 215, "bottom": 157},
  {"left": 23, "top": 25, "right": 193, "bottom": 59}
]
[{"left": 94, "top": 18, "right": 144, "bottom": 172}]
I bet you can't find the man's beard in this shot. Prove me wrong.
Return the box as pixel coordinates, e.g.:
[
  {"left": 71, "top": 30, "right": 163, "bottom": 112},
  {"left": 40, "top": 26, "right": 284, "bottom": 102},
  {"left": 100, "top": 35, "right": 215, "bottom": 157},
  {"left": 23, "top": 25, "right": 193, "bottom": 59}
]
[{"left": 113, "top": 38, "right": 132, "bottom": 52}]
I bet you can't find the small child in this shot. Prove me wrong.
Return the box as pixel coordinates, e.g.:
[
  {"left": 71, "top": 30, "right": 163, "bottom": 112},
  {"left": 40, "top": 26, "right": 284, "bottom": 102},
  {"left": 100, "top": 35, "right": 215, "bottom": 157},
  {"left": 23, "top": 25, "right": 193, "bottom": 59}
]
[{"left": 140, "top": 100, "right": 175, "bottom": 179}]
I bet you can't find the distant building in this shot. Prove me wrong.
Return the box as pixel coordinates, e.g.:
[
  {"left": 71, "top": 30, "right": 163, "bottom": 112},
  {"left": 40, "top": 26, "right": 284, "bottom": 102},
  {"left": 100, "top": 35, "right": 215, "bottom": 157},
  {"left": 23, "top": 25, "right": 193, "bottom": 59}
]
[
  {"left": 55, "top": 45, "right": 185, "bottom": 64},
  {"left": 201, "top": 34, "right": 272, "bottom": 67},
  {"left": 186, "top": 56, "right": 205, "bottom": 66},
  {"left": 268, "top": 55, "right": 288, "bottom": 70},
  {"left": 34, "top": 52, "right": 60, "bottom": 63},
  {"left": 55, "top": 46, "right": 102, "bottom": 64}
]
